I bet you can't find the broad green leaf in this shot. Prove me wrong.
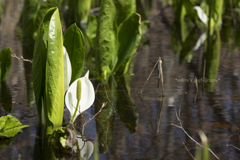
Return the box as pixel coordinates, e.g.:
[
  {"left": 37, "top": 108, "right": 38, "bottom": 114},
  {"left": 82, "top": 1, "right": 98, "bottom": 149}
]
[
  {"left": 96, "top": 0, "right": 117, "bottom": 76},
  {"left": 0, "top": 48, "right": 12, "bottom": 81},
  {"left": 33, "top": 7, "right": 64, "bottom": 127},
  {"left": 33, "top": 8, "right": 54, "bottom": 123},
  {"left": 115, "top": 0, "right": 136, "bottom": 25},
  {"left": 65, "top": 0, "right": 91, "bottom": 27},
  {"left": 44, "top": 8, "right": 64, "bottom": 126},
  {"left": 0, "top": 81, "right": 12, "bottom": 113},
  {"left": 0, "top": 115, "right": 29, "bottom": 138},
  {"left": 114, "top": 13, "right": 141, "bottom": 74},
  {"left": 64, "top": 24, "right": 85, "bottom": 85},
  {"left": 86, "top": 14, "right": 97, "bottom": 48}
]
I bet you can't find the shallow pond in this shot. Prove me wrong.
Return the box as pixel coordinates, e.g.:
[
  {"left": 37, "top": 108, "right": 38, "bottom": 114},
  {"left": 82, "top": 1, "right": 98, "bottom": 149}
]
[{"left": 0, "top": 0, "right": 240, "bottom": 160}]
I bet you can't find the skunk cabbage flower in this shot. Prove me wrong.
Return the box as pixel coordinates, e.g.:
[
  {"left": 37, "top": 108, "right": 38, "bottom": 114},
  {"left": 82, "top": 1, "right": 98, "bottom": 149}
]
[
  {"left": 63, "top": 46, "right": 72, "bottom": 92},
  {"left": 65, "top": 71, "right": 95, "bottom": 122}
]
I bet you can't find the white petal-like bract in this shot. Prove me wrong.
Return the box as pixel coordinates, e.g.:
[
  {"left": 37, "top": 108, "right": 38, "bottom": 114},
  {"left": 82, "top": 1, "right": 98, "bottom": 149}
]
[
  {"left": 63, "top": 46, "right": 72, "bottom": 92},
  {"left": 65, "top": 71, "right": 95, "bottom": 122}
]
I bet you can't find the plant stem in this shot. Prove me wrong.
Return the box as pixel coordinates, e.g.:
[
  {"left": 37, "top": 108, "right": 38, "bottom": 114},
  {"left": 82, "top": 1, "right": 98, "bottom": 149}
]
[{"left": 71, "top": 100, "right": 80, "bottom": 124}]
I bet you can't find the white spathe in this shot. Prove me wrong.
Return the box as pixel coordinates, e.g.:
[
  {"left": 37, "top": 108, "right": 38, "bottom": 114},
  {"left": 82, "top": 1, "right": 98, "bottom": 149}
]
[
  {"left": 65, "top": 71, "right": 95, "bottom": 122},
  {"left": 63, "top": 46, "right": 72, "bottom": 92}
]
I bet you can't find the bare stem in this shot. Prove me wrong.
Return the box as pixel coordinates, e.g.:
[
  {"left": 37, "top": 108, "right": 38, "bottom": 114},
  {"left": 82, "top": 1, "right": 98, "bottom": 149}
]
[
  {"left": 183, "top": 142, "right": 196, "bottom": 160},
  {"left": 82, "top": 102, "right": 107, "bottom": 135},
  {"left": 138, "top": 57, "right": 161, "bottom": 95},
  {"left": 172, "top": 102, "right": 220, "bottom": 159},
  {"left": 11, "top": 54, "right": 33, "bottom": 63}
]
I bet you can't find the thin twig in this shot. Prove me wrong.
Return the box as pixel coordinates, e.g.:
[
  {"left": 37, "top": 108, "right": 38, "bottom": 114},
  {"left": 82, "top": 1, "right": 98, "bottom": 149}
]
[
  {"left": 172, "top": 103, "right": 220, "bottom": 159},
  {"left": 228, "top": 144, "right": 240, "bottom": 151},
  {"left": 178, "top": 94, "right": 183, "bottom": 118},
  {"left": 159, "top": 58, "right": 164, "bottom": 96},
  {"left": 183, "top": 142, "right": 196, "bottom": 160},
  {"left": 82, "top": 102, "right": 107, "bottom": 135},
  {"left": 11, "top": 54, "right": 33, "bottom": 63},
  {"left": 157, "top": 97, "right": 164, "bottom": 134},
  {"left": 138, "top": 57, "right": 161, "bottom": 95}
]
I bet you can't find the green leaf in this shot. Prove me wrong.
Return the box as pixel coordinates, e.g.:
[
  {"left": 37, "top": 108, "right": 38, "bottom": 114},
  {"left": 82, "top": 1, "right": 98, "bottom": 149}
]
[
  {"left": 95, "top": 0, "right": 117, "bottom": 76},
  {"left": 115, "top": 0, "right": 136, "bottom": 25},
  {"left": 64, "top": 24, "right": 85, "bottom": 85},
  {"left": 114, "top": 13, "right": 141, "bottom": 74},
  {"left": 35, "top": 0, "right": 62, "bottom": 27},
  {"left": 33, "top": 7, "right": 64, "bottom": 127},
  {"left": 65, "top": 0, "right": 91, "bottom": 27},
  {"left": 21, "top": 0, "right": 40, "bottom": 39},
  {"left": 0, "top": 48, "right": 12, "bottom": 81},
  {"left": 0, "top": 115, "right": 29, "bottom": 138},
  {"left": 86, "top": 14, "right": 97, "bottom": 48},
  {"left": 0, "top": 81, "right": 12, "bottom": 113}
]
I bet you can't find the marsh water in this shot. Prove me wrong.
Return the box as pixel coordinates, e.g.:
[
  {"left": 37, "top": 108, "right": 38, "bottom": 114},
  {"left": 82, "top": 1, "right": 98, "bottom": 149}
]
[{"left": 1, "top": 0, "right": 240, "bottom": 160}]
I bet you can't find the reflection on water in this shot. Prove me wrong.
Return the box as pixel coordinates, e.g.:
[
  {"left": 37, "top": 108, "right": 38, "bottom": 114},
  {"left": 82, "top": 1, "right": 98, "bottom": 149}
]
[{"left": 1, "top": 0, "right": 240, "bottom": 160}]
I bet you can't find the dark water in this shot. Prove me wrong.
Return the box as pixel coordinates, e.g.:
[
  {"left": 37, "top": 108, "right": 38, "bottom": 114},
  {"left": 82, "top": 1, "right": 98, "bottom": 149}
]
[{"left": 1, "top": 0, "right": 240, "bottom": 160}]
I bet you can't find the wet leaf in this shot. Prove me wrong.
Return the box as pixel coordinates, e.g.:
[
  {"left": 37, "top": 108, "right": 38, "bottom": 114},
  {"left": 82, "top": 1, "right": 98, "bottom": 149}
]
[
  {"left": 33, "top": 7, "right": 64, "bottom": 127},
  {"left": 0, "top": 115, "right": 29, "bottom": 138},
  {"left": 64, "top": 24, "right": 85, "bottom": 85},
  {"left": 0, "top": 81, "right": 12, "bottom": 113},
  {"left": 0, "top": 48, "right": 12, "bottom": 81},
  {"left": 114, "top": 13, "right": 141, "bottom": 74}
]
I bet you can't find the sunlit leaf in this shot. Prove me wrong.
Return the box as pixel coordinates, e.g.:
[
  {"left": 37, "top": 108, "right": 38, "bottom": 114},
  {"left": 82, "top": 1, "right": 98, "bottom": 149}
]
[
  {"left": 114, "top": 13, "right": 141, "bottom": 74},
  {"left": 95, "top": 0, "right": 117, "bottom": 76},
  {"left": 115, "top": 0, "right": 136, "bottom": 25},
  {"left": 0, "top": 48, "right": 12, "bottom": 81},
  {"left": 0, "top": 115, "right": 29, "bottom": 138},
  {"left": 33, "top": 7, "right": 64, "bottom": 127},
  {"left": 64, "top": 24, "right": 85, "bottom": 85}
]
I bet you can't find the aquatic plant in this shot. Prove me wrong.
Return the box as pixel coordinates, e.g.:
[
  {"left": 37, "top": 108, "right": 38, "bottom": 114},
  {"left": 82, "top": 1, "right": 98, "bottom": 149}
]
[{"left": 95, "top": 0, "right": 141, "bottom": 78}]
